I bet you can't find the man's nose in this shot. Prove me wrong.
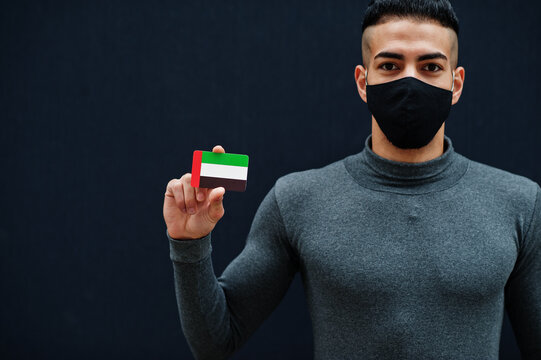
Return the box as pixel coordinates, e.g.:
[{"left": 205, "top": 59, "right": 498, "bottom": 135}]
[{"left": 403, "top": 65, "right": 418, "bottom": 79}]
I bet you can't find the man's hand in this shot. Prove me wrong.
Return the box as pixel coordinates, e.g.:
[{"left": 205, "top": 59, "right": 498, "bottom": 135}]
[{"left": 163, "top": 145, "right": 226, "bottom": 240}]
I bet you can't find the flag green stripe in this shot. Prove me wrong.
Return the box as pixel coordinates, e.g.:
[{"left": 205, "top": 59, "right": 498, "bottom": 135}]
[{"left": 201, "top": 152, "right": 249, "bottom": 167}]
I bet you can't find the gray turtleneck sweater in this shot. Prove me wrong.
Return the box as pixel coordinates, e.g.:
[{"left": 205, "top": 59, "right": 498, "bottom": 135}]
[{"left": 167, "top": 135, "right": 541, "bottom": 360}]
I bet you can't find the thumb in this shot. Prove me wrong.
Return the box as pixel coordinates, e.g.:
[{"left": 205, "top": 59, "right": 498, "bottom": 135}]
[{"left": 207, "top": 187, "right": 225, "bottom": 223}]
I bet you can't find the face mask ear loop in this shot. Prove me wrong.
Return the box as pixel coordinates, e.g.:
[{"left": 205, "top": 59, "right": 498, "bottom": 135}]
[
  {"left": 451, "top": 70, "right": 455, "bottom": 92},
  {"left": 365, "top": 70, "right": 368, "bottom": 86}
]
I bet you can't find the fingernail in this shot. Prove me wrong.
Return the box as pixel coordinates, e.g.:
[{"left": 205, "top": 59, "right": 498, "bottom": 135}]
[
  {"left": 197, "top": 193, "right": 204, "bottom": 201},
  {"left": 188, "top": 207, "right": 195, "bottom": 214}
]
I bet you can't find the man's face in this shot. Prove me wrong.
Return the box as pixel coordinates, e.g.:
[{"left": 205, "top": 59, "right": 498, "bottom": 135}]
[{"left": 355, "top": 17, "right": 464, "bottom": 106}]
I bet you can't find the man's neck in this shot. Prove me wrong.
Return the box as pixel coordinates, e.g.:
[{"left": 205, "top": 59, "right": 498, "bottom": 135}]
[{"left": 370, "top": 117, "right": 446, "bottom": 163}]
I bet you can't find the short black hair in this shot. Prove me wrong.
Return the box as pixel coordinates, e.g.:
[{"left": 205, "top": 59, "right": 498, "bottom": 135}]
[{"left": 362, "top": 0, "right": 459, "bottom": 36}]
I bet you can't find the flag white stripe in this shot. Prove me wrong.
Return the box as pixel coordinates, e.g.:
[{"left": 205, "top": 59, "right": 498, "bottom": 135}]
[{"left": 200, "top": 163, "right": 248, "bottom": 180}]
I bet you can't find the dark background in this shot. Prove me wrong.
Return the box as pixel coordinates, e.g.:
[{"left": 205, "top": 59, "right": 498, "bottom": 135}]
[{"left": 1, "top": 1, "right": 540, "bottom": 359}]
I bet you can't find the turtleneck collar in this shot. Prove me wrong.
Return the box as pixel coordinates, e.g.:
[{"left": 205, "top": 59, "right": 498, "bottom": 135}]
[{"left": 343, "top": 134, "right": 470, "bottom": 194}]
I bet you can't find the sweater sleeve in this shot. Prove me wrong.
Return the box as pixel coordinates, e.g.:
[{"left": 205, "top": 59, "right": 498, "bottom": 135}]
[
  {"left": 504, "top": 183, "right": 541, "bottom": 359},
  {"left": 168, "top": 184, "right": 299, "bottom": 360}
]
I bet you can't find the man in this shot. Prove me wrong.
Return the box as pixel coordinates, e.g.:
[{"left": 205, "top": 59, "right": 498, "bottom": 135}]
[{"left": 163, "top": 0, "right": 541, "bottom": 359}]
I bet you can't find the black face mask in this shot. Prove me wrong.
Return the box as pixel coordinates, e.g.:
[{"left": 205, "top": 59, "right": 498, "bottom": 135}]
[{"left": 365, "top": 72, "right": 454, "bottom": 149}]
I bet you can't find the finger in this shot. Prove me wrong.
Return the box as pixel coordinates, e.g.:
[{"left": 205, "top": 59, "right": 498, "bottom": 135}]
[
  {"left": 170, "top": 179, "right": 186, "bottom": 213},
  {"left": 212, "top": 145, "right": 225, "bottom": 153},
  {"left": 196, "top": 187, "right": 208, "bottom": 203},
  {"left": 165, "top": 179, "right": 176, "bottom": 198},
  {"left": 181, "top": 174, "right": 198, "bottom": 214},
  {"left": 165, "top": 179, "right": 186, "bottom": 213},
  {"left": 207, "top": 187, "right": 225, "bottom": 223}
]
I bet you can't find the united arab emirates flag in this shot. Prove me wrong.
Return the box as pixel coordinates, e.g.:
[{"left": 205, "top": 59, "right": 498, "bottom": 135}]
[{"left": 191, "top": 150, "right": 249, "bottom": 192}]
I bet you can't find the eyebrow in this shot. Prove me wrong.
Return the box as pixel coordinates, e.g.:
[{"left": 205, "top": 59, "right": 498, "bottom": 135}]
[{"left": 374, "top": 51, "right": 448, "bottom": 62}]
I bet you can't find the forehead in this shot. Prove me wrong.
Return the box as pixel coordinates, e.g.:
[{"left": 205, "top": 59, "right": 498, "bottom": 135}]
[{"left": 364, "top": 18, "right": 455, "bottom": 58}]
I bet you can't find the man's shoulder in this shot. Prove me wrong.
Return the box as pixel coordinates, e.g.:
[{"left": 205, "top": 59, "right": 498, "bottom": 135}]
[
  {"left": 466, "top": 156, "right": 537, "bottom": 188},
  {"left": 273, "top": 156, "right": 346, "bottom": 202},
  {"left": 463, "top": 155, "right": 540, "bottom": 204}
]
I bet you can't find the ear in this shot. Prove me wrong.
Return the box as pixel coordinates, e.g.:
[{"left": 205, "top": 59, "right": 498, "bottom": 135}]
[
  {"left": 354, "top": 65, "right": 368, "bottom": 103},
  {"left": 451, "top": 66, "right": 465, "bottom": 105}
]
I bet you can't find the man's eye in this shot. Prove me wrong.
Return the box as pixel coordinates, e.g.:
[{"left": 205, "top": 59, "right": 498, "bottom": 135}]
[
  {"left": 423, "top": 63, "right": 443, "bottom": 72},
  {"left": 380, "top": 63, "right": 398, "bottom": 71}
]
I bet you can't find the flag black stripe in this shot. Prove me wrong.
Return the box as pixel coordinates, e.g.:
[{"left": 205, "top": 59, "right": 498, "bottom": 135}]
[{"left": 199, "top": 176, "right": 247, "bottom": 192}]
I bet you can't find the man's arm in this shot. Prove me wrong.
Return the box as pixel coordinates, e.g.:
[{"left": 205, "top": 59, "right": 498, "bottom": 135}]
[
  {"left": 504, "top": 184, "right": 541, "bottom": 359},
  {"left": 168, "top": 184, "right": 299, "bottom": 359}
]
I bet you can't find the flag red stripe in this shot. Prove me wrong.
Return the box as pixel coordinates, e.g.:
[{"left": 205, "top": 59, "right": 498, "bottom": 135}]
[{"left": 191, "top": 150, "right": 202, "bottom": 187}]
